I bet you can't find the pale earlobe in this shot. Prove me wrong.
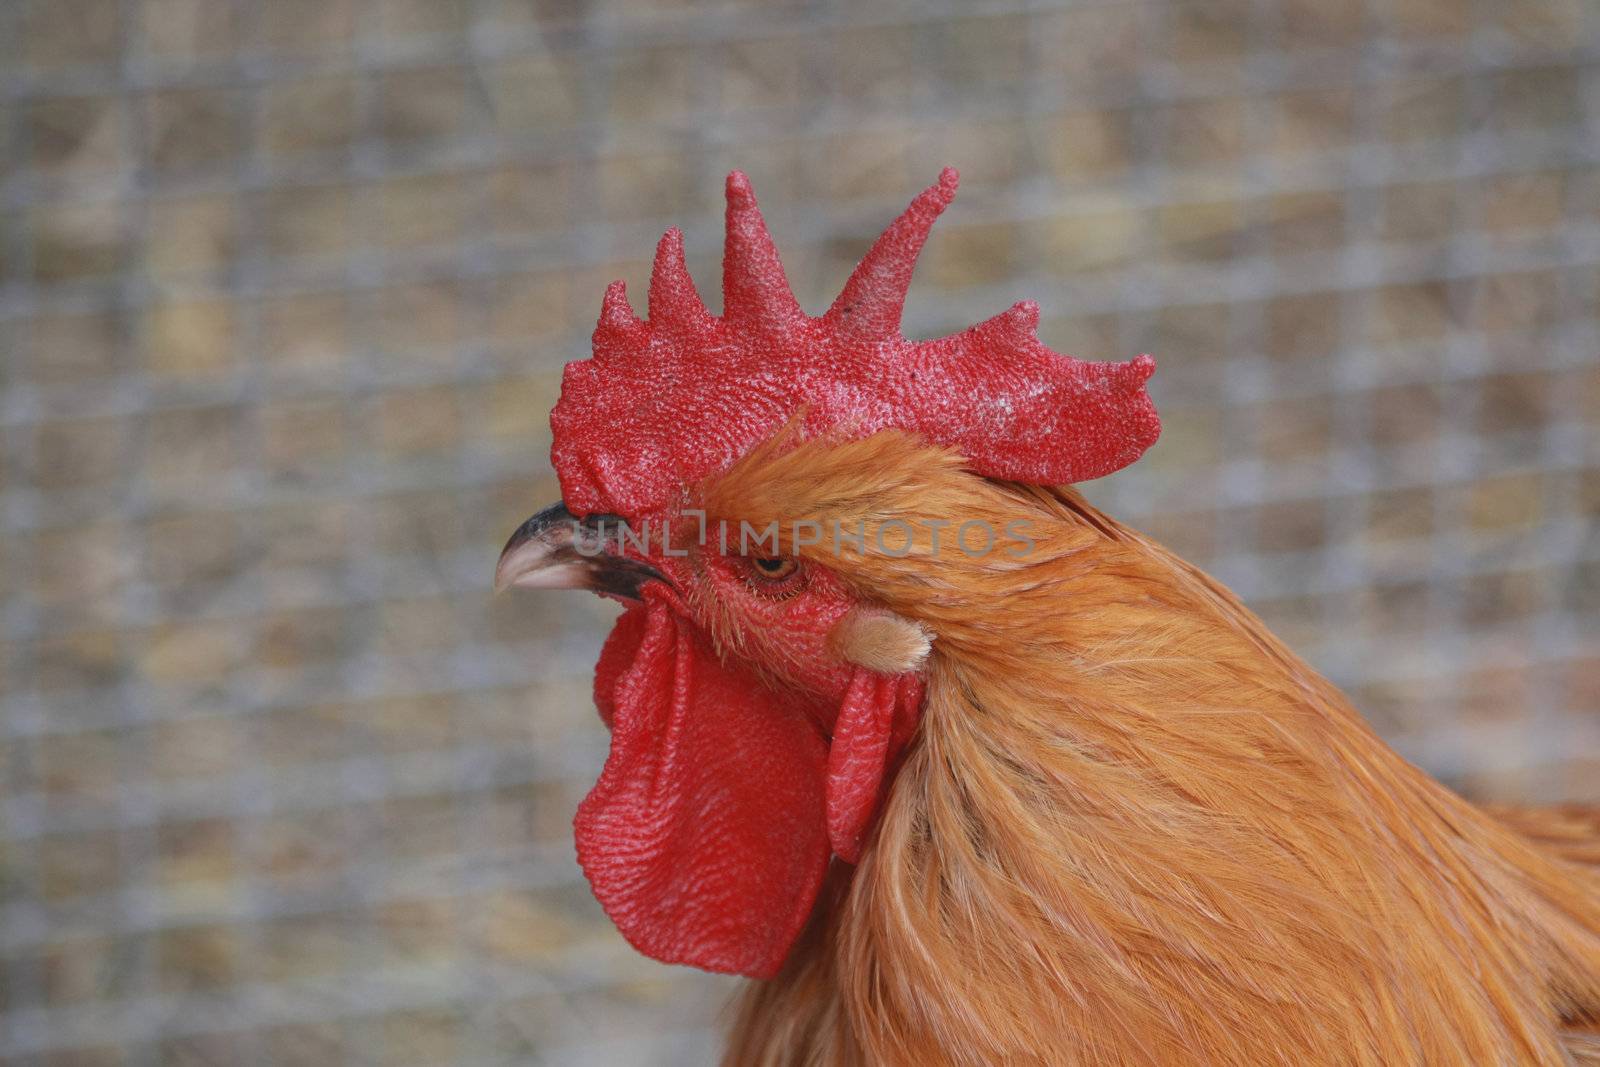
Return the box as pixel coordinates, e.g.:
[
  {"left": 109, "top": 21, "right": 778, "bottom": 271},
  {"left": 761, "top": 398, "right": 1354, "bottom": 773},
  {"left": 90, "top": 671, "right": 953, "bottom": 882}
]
[{"left": 829, "top": 608, "right": 932, "bottom": 674}]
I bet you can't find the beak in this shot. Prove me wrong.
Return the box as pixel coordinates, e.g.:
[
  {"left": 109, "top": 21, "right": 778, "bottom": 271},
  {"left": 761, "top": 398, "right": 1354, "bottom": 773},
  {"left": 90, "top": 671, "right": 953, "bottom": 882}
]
[{"left": 494, "top": 502, "right": 666, "bottom": 600}]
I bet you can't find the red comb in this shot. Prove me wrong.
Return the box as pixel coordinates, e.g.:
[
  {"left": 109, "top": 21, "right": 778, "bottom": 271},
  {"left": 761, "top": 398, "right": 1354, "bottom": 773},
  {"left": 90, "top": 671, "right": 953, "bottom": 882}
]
[{"left": 550, "top": 168, "right": 1159, "bottom": 517}]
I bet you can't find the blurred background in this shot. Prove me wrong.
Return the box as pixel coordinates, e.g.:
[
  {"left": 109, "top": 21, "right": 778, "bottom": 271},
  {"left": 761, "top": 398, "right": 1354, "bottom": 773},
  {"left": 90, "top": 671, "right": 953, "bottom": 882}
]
[{"left": 1, "top": 0, "right": 1597, "bottom": 1063}]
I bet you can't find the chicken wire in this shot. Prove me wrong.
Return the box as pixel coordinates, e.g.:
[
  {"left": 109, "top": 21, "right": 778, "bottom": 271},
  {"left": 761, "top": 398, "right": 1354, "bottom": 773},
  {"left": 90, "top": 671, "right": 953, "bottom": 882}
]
[{"left": 1, "top": 0, "right": 1597, "bottom": 1063}]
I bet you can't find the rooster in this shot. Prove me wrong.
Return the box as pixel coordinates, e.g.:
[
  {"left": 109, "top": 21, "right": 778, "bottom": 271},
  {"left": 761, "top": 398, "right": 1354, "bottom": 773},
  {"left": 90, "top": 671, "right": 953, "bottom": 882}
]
[{"left": 495, "top": 170, "right": 1600, "bottom": 1065}]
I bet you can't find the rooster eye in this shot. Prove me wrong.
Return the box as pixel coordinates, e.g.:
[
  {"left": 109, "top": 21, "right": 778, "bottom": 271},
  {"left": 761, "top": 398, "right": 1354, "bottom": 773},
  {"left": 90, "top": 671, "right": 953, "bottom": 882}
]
[
  {"left": 743, "top": 556, "right": 804, "bottom": 596},
  {"left": 742, "top": 555, "right": 805, "bottom": 598},
  {"left": 750, "top": 557, "right": 798, "bottom": 580}
]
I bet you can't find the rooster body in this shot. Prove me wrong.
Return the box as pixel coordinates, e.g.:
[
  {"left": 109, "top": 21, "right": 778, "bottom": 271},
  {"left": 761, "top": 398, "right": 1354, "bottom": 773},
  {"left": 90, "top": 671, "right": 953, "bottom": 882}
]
[{"left": 496, "top": 172, "right": 1600, "bottom": 1065}]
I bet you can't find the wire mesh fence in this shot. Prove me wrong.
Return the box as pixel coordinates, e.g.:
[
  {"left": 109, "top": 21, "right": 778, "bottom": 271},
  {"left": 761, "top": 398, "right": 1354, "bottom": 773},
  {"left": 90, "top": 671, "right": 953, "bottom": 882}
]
[{"left": 1, "top": 0, "right": 1597, "bottom": 1063}]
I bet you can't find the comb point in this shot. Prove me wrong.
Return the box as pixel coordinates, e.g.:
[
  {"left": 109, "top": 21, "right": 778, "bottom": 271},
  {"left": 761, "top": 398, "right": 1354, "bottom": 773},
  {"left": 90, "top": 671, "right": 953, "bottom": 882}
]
[{"left": 560, "top": 172, "right": 1161, "bottom": 516}]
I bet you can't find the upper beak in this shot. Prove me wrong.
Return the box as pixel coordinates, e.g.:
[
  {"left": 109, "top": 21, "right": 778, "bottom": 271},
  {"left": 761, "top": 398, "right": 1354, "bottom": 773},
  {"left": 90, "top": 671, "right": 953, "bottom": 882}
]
[{"left": 494, "top": 502, "right": 667, "bottom": 600}]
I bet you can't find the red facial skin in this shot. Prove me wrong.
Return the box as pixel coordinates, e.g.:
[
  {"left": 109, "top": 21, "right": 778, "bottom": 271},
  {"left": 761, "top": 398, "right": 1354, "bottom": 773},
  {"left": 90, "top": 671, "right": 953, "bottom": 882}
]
[{"left": 646, "top": 523, "right": 858, "bottom": 708}]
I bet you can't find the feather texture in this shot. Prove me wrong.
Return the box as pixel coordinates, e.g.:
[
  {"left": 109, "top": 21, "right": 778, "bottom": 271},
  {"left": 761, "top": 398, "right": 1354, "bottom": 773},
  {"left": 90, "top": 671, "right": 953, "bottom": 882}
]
[{"left": 711, "top": 430, "right": 1600, "bottom": 1066}]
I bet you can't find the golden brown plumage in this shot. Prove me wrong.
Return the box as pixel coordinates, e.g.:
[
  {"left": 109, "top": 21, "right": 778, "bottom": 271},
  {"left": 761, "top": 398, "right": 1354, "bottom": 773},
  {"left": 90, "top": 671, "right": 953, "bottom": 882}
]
[{"left": 706, "top": 430, "right": 1600, "bottom": 1066}]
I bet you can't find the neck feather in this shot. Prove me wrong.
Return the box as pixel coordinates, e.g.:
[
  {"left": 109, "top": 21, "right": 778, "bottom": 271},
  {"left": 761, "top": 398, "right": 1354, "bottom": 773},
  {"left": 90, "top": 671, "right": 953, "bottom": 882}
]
[{"left": 729, "top": 489, "right": 1600, "bottom": 1066}]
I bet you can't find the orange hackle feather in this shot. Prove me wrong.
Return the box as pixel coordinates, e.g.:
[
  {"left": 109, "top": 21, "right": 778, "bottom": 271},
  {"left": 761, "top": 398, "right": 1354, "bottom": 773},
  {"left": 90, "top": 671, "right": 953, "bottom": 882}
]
[{"left": 704, "top": 430, "right": 1600, "bottom": 1066}]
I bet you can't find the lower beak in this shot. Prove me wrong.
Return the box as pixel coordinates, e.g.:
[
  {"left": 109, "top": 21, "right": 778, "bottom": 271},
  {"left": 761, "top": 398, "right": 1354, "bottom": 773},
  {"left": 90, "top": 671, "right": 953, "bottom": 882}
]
[{"left": 494, "top": 503, "right": 666, "bottom": 600}]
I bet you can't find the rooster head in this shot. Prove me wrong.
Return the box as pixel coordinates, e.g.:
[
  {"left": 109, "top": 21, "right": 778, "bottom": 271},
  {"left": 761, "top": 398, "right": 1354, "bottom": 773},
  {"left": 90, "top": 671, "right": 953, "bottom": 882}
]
[{"left": 494, "top": 170, "right": 1160, "bottom": 978}]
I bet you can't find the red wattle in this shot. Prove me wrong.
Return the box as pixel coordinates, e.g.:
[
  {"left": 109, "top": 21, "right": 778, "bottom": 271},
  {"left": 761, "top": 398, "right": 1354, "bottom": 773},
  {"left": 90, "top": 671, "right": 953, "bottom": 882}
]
[
  {"left": 825, "top": 670, "right": 925, "bottom": 863},
  {"left": 574, "top": 594, "right": 832, "bottom": 978},
  {"left": 592, "top": 602, "right": 648, "bottom": 729},
  {"left": 826, "top": 671, "right": 895, "bottom": 862}
]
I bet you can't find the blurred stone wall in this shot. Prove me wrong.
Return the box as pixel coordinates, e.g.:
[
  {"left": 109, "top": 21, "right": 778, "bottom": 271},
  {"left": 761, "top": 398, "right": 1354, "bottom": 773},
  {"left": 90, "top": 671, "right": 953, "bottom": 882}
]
[{"left": 1, "top": 0, "right": 1596, "bottom": 1064}]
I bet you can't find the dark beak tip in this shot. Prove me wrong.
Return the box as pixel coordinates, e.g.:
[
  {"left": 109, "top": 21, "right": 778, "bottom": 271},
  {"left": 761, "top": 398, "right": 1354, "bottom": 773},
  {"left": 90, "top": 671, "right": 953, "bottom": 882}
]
[
  {"left": 494, "top": 503, "right": 667, "bottom": 601},
  {"left": 494, "top": 502, "right": 580, "bottom": 595}
]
